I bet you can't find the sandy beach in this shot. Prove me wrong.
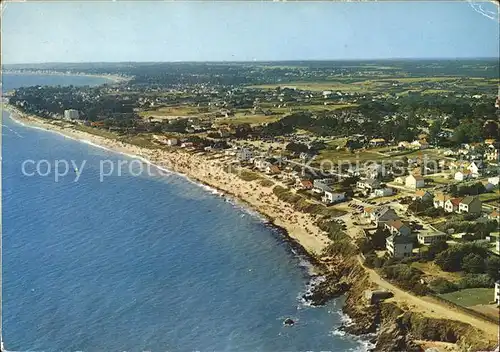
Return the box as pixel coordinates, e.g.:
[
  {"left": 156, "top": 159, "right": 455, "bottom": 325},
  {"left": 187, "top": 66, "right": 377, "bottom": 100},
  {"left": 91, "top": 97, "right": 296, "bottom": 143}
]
[{"left": 4, "top": 106, "right": 331, "bottom": 260}]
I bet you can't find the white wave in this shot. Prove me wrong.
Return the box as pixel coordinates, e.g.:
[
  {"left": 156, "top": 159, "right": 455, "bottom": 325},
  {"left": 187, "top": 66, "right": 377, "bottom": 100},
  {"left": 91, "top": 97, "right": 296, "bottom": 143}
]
[
  {"left": 298, "top": 274, "right": 327, "bottom": 307},
  {"left": 330, "top": 327, "right": 376, "bottom": 352}
]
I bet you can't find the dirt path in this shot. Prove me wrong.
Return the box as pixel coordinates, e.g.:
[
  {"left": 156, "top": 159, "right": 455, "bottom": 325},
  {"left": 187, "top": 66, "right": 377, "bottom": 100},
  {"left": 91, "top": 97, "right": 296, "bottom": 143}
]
[{"left": 358, "top": 256, "right": 499, "bottom": 339}]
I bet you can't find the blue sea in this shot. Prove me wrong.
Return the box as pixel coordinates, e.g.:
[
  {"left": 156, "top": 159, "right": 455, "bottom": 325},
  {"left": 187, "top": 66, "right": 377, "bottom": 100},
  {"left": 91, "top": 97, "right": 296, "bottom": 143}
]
[{"left": 1, "top": 73, "right": 367, "bottom": 351}]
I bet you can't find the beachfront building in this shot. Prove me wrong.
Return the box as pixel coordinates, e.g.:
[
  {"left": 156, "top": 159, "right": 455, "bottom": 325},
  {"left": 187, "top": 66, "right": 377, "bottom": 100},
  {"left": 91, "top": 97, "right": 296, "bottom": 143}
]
[
  {"left": 405, "top": 174, "right": 425, "bottom": 189},
  {"left": 417, "top": 232, "right": 447, "bottom": 246},
  {"left": 322, "top": 191, "right": 346, "bottom": 204},
  {"left": 384, "top": 219, "right": 411, "bottom": 237},
  {"left": 64, "top": 109, "right": 80, "bottom": 120},
  {"left": 313, "top": 179, "right": 333, "bottom": 194},
  {"left": 386, "top": 235, "right": 413, "bottom": 258},
  {"left": 371, "top": 206, "right": 399, "bottom": 228}
]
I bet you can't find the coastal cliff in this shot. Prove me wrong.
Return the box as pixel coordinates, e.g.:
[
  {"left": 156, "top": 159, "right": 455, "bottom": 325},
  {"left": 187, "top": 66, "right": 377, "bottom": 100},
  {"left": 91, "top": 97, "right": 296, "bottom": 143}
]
[{"left": 307, "top": 252, "right": 498, "bottom": 352}]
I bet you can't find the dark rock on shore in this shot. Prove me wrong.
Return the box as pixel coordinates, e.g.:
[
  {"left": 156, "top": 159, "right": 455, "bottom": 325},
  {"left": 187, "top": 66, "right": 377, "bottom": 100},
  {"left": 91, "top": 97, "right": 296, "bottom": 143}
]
[{"left": 302, "top": 273, "right": 350, "bottom": 306}]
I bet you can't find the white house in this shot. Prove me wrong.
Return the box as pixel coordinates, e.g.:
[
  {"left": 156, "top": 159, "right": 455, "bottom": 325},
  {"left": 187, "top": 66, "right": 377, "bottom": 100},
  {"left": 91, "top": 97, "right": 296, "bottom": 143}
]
[
  {"left": 417, "top": 233, "right": 447, "bottom": 246},
  {"left": 64, "top": 109, "right": 80, "bottom": 120},
  {"left": 322, "top": 191, "right": 346, "bottom": 204},
  {"left": 411, "top": 139, "right": 429, "bottom": 150},
  {"left": 394, "top": 176, "right": 405, "bottom": 185},
  {"left": 373, "top": 188, "right": 394, "bottom": 197},
  {"left": 467, "top": 161, "right": 484, "bottom": 177},
  {"left": 433, "top": 193, "right": 449, "bottom": 209},
  {"left": 444, "top": 198, "right": 462, "bottom": 213},
  {"left": 386, "top": 235, "right": 413, "bottom": 258},
  {"left": 357, "top": 179, "right": 381, "bottom": 190},
  {"left": 488, "top": 176, "right": 499, "bottom": 186},
  {"left": 454, "top": 170, "right": 472, "bottom": 182},
  {"left": 385, "top": 219, "right": 412, "bottom": 237},
  {"left": 458, "top": 196, "right": 482, "bottom": 214},
  {"left": 405, "top": 174, "right": 425, "bottom": 189}
]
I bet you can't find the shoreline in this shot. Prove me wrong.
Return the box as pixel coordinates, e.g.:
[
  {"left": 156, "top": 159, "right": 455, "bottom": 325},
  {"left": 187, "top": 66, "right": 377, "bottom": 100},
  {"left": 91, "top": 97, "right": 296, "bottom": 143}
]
[
  {"left": 2, "top": 70, "right": 131, "bottom": 84},
  {"left": 4, "top": 105, "right": 331, "bottom": 271}
]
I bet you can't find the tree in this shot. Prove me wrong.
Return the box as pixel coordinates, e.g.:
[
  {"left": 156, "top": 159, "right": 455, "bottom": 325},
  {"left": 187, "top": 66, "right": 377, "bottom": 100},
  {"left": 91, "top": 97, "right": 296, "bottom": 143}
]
[
  {"left": 485, "top": 256, "right": 500, "bottom": 281},
  {"left": 428, "top": 119, "right": 443, "bottom": 144},
  {"left": 461, "top": 253, "right": 486, "bottom": 274},
  {"left": 424, "top": 240, "right": 448, "bottom": 260},
  {"left": 435, "top": 248, "right": 463, "bottom": 272},
  {"left": 371, "top": 228, "right": 391, "bottom": 249}
]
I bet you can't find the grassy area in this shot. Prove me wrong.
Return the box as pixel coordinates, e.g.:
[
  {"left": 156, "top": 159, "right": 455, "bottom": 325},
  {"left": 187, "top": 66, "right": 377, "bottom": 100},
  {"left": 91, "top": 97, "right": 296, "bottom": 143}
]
[
  {"left": 438, "top": 288, "right": 495, "bottom": 307},
  {"left": 259, "top": 179, "right": 275, "bottom": 187},
  {"left": 218, "top": 113, "right": 281, "bottom": 126},
  {"left": 412, "top": 262, "right": 463, "bottom": 283},
  {"left": 292, "top": 103, "right": 359, "bottom": 111},
  {"left": 426, "top": 175, "right": 454, "bottom": 185},
  {"left": 249, "top": 82, "right": 375, "bottom": 92},
  {"left": 314, "top": 148, "right": 388, "bottom": 165},
  {"left": 479, "top": 191, "right": 500, "bottom": 203},
  {"left": 238, "top": 170, "right": 262, "bottom": 182},
  {"left": 139, "top": 105, "right": 205, "bottom": 118}
]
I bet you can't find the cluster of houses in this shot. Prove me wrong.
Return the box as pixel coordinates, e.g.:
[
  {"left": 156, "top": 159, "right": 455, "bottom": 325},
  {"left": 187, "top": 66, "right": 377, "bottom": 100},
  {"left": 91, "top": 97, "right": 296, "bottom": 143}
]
[
  {"left": 356, "top": 178, "right": 395, "bottom": 198},
  {"left": 432, "top": 193, "right": 482, "bottom": 214},
  {"left": 453, "top": 160, "right": 486, "bottom": 181},
  {"left": 363, "top": 206, "right": 415, "bottom": 258}
]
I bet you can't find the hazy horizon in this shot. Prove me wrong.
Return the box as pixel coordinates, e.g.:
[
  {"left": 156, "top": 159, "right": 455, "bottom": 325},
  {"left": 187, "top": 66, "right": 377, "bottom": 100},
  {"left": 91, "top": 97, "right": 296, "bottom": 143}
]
[
  {"left": 2, "top": 1, "right": 499, "bottom": 64},
  {"left": 3, "top": 57, "right": 500, "bottom": 67}
]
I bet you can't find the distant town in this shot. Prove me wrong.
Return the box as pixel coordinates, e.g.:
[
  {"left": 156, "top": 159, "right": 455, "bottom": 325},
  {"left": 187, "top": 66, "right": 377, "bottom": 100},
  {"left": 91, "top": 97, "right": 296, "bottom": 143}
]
[{"left": 4, "top": 59, "right": 500, "bottom": 351}]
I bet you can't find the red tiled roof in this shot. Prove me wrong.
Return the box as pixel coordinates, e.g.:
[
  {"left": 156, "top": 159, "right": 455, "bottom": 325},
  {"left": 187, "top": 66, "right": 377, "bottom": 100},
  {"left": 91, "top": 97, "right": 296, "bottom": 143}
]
[
  {"left": 387, "top": 219, "right": 407, "bottom": 230},
  {"left": 301, "top": 180, "right": 313, "bottom": 188}
]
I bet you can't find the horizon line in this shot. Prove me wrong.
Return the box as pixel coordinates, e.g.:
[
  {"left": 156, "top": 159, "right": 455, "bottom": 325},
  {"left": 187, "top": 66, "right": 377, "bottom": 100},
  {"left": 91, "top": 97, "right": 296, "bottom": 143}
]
[{"left": 3, "top": 57, "right": 500, "bottom": 66}]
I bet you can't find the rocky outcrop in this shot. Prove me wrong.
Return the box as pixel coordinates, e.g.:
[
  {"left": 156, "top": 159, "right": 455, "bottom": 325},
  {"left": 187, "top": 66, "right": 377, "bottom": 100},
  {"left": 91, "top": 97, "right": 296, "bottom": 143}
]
[
  {"left": 316, "top": 254, "right": 498, "bottom": 352},
  {"left": 303, "top": 272, "right": 350, "bottom": 306},
  {"left": 374, "top": 320, "right": 423, "bottom": 352}
]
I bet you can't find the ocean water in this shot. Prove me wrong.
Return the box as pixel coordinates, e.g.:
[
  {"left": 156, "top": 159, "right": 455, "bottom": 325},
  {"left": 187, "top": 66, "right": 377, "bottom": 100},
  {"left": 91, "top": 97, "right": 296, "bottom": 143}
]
[{"left": 1, "top": 74, "right": 367, "bottom": 351}]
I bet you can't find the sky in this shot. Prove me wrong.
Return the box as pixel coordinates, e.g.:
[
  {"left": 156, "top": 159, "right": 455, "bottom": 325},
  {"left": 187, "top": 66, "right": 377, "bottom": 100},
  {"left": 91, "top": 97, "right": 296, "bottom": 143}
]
[{"left": 1, "top": 1, "right": 499, "bottom": 64}]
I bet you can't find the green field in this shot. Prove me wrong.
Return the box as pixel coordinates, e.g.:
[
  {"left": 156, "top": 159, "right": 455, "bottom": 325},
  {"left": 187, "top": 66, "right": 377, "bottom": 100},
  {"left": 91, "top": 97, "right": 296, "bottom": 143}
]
[
  {"left": 439, "top": 288, "right": 495, "bottom": 307},
  {"left": 218, "top": 112, "right": 281, "bottom": 126}
]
